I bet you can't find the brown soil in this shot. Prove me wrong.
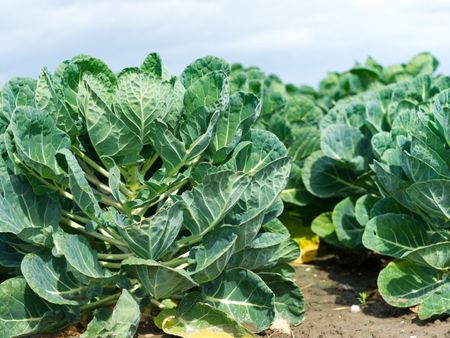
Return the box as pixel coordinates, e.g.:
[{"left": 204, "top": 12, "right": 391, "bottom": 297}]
[
  {"left": 271, "top": 247, "right": 450, "bottom": 338},
  {"left": 34, "top": 247, "right": 450, "bottom": 338}
]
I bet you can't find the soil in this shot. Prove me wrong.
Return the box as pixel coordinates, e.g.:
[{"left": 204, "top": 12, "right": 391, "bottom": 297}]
[
  {"left": 34, "top": 246, "right": 450, "bottom": 338},
  {"left": 268, "top": 246, "right": 450, "bottom": 338}
]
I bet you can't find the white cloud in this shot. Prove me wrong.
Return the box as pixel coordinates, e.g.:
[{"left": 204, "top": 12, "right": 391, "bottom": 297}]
[{"left": 0, "top": 0, "right": 449, "bottom": 85}]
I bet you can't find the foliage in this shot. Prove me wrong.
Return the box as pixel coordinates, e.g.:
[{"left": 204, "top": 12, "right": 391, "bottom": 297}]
[
  {"left": 0, "top": 54, "right": 303, "bottom": 337},
  {"left": 362, "top": 86, "right": 450, "bottom": 319}
]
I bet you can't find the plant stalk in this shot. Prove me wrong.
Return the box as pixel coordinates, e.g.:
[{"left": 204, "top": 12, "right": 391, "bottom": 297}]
[
  {"left": 60, "top": 217, "right": 127, "bottom": 247},
  {"left": 80, "top": 292, "right": 121, "bottom": 313}
]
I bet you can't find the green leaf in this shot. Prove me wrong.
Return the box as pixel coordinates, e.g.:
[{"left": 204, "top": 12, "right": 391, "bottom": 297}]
[
  {"left": 226, "top": 157, "right": 290, "bottom": 251},
  {"left": 59, "top": 149, "right": 103, "bottom": 221},
  {"left": 179, "top": 171, "right": 250, "bottom": 236},
  {"left": 288, "top": 127, "right": 321, "bottom": 161},
  {"left": 405, "top": 180, "right": 450, "bottom": 220},
  {"left": 0, "top": 77, "right": 36, "bottom": 125},
  {"left": 0, "top": 234, "right": 26, "bottom": 268},
  {"left": 190, "top": 226, "right": 237, "bottom": 283},
  {"left": 202, "top": 268, "right": 275, "bottom": 333},
  {"left": 81, "top": 289, "right": 140, "bottom": 338},
  {"left": 9, "top": 106, "right": 70, "bottom": 180},
  {"left": 302, "top": 151, "right": 366, "bottom": 198},
  {"left": 54, "top": 54, "right": 116, "bottom": 116},
  {"left": 418, "top": 283, "right": 450, "bottom": 319},
  {"left": 235, "top": 129, "right": 287, "bottom": 174},
  {"left": 211, "top": 92, "right": 260, "bottom": 162},
  {"left": 311, "top": 212, "right": 342, "bottom": 248},
  {"left": 122, "top": 257, "right": 197, "bottom": 299},
  {"left": 281, "top": 162, "right": 314, "bottom": 207},
  {"left": 363, "top": 214, "right": 432, "bottom": 258},
  {"left": 21, "top": 252, "right": 100, "bottom": 305},
  {"left": 227, "top": 231, "right": 288, "bottom": 270},
  {"left": 332, "top": 197, "right": 364, "bottom": 249},
  {"left": 0, "top": 177, "right": 60, "bottom": 247},
  {"left": 35, "top": 68, "right": 80, "bottom": 139},
  {"left": 259, "top": 273, "right": 304, "bottom": 325},
  {"left": 79, "top": 75, "right": 142, "bottom": 167},
  {"left": 0, "top": 277, "right": 67, "bottom": 338},
  {"left": 114, "top": 69, "right": 183, "bottom": 145},
  {"left": 378, "top": 260, "right": 446, "bottom": 308},
  {"left": 155, "top": 292, "right": 254, "bottom": 338},
  {"left": 52, "top": 229, "right": 110, "bottom": 278},
  {"left": 403, "top": 242, "right": 450, "bottom": 270},
  {"left": 320, "top": 124, "right": 367, "bottom": 164},
  {"left": 118, "top": 203, "right": 183, "bottom": 260},
  {"left": 355, "top": 194, "right": 379, "bottom": 226},
  {"left": 149, "top": 110, "right": 220, "bottom": 176}
]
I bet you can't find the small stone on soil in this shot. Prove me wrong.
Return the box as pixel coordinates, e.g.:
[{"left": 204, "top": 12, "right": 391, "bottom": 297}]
[{"left": 350, "top": 305, "right": 361, "bottom": 313}]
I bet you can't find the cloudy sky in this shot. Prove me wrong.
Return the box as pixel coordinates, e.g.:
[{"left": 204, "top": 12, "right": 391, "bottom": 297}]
[{"left": 1, "top": 0, "right": 450, "bottom": 87}]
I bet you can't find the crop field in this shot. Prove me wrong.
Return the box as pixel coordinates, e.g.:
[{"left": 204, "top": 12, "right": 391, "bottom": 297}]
[{"left": 0, "top": 52, "right": 448, "bottom": 338}]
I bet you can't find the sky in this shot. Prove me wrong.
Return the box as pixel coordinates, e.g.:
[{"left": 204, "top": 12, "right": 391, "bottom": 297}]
[{"left": 1, "top": 0, "right": 450, "bottom": 87}]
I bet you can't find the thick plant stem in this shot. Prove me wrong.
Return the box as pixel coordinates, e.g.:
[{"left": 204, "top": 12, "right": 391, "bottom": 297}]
[
  {"left": 61, "top": 210, "right": 90, "bottom": 224},
  {"left": 60, "top": 217, "right": 127, "bottom": 247},
  {"left": 97, "top": 253, "right": 132, "bottom": 260},
  {"left": 99, "top": 261, "right": 122, "bottom": 269},
  {"left": 72, "top": 147, "right": 132, "bottom": 197},
  {"left": 150, "top": 298, "right": 165, "bottom": 309},
  {"left": 164, "top": 256, "right": 190, "bottom": 268},
  {"left": 80, "top": 292, "right": 121, "bottom": 313},
  {"left": 72, "top": 147, "right": 110, "bottom": 178}
]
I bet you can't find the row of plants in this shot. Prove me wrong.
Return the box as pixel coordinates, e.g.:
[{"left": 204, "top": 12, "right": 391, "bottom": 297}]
[
  {"left": 0, "top": 54, "right": 304, "bottom": 337},
  {"left": 0, "top": 51, "right": 448, "bottom": 337},
  {"left": 236, "top": 52, "right": 449, "bottom": 319}
]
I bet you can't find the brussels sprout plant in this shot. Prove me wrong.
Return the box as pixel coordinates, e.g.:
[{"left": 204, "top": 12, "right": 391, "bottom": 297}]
[{"left": 0, "top": 54, "right": 303, "bottom": 337}]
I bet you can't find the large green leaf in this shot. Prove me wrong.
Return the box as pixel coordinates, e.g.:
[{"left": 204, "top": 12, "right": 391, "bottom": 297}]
[
  {"left": 0, "top": 277, "right": 67, "bottom": 338},
  {"left": 114, "top": 69, "right": 183, "bottom": 145},
  {"left": 332, "top": 197, "right": 364, "bottom": 249},
  {"left": 405, "top": 180, "right": 450, "bottom": 220},
  {"left": 179, "top": 171, "right": 251, "bottom": 236},
  {"left": 311, "top": 212, "right": 342, "bottom": 248},
  {"left": 227, "top": 230, "right": 288, "bottom": 270},
  {"left": 148, "top": 110, "right": 220, "bottom": 176},
  {"left": 226, "top": 157, "right": 290, "bottom": 251},
  {"left": 189, "top": 226, "right": 237, "bottom": 283},
  {"left": 59, "top": 149, "right": 103, "bottom": 221},
  {"left": 35, "top": 68, "right": 80, "bottom": 139},
  {"left": 54, "top": 54, "right": 116, "bottom": 116},
  {"left": 354, "top": 194, "right": 379, "bottom": 226},
  {"left": 281, "top": 162, "right": 314, "bottom": 207},
  {"left": 320, "top": 124, "right": 367, "bottom": 165},
  {"left": 211, "top": 92, "right": 260, "bottom": 162},
  {"left": 0, "top": 177, "right": 60, "bottom": 247},
  {"left": 403, "top": 242, "right": 450, "bottom": 270},
  {"left": 122, "top": 257, "right": 197, "bottom": 299},
  {"left": 418, "top": 283, "right": 450, "bottom": 319},
  {"left": 202, "top": 268, "right": 275, "bottom": 333},
  {"left": 302, "top": 151, "right": 366, "bottom": 198},
  {"left": 81, "top": 289, "right": 140, "bottom": 338},
  {"left": 52, "top": 230, "right": 110, "bottom": 278},
  {"left": 259, "top": 273, "right": 304, "bottom": 325},
  {"left": 363, "top": 214, "right": 432, "bottom": 258},
  {"left": 155, "top": 292, "right": 254, "bottom": 338},
  {"left": 9, "top": 106, "right": 70, "bottom": 180},
  {"left": 118, "top": 202, "right": 183, "bottom": 260},
  {"left": 0, "top": 77, "right": 36, "bottom": 125},
  {"left": 21, "top": 252, "right": 101, "bottom": 305},
  {"left": 0, "top": 234, "right": 26, "bottom": 268},
  {"left": 79, "top": 76, "right": 142, "bottom": 167},
  {"left": 378, "top": 260, "right": 447, "bottom": 309}
]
